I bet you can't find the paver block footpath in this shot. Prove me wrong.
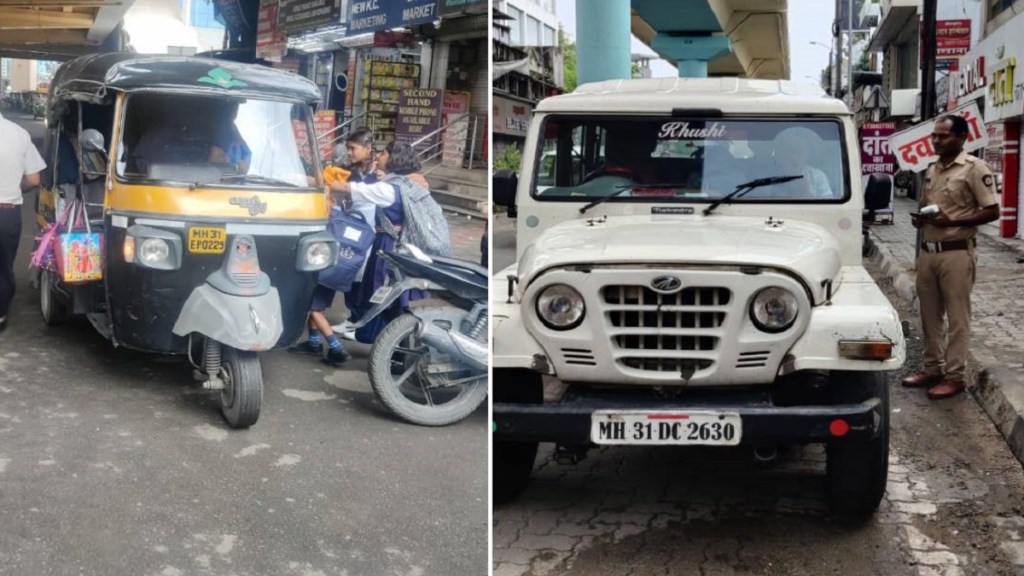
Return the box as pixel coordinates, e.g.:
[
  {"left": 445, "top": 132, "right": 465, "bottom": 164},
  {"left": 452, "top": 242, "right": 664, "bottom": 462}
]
[{"left": 866, "top": 195, "right": 1024, "bottom": 470}]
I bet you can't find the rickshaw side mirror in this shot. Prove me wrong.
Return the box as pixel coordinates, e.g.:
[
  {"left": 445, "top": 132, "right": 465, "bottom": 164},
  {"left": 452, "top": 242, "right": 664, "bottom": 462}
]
[{"left": 79, "top": 129, "right": 106, "bottom": 155}]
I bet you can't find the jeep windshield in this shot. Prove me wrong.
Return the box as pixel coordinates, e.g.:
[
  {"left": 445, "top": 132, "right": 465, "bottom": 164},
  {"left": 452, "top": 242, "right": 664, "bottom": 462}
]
[
  {"left": 116, "top": 93, "right": 319, "bottom": 189},
  {"left": 531, "top": 116, "right": 848, "bottom": 203}
]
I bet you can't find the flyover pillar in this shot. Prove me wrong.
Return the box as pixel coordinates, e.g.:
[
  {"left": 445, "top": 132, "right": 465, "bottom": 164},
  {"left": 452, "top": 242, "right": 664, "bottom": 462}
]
[
  {"left": 650, "top": 35, "right": 731, "bottom": 78},
  {"left": 576, "top": 0, "right": 632, "bottom": 84}
]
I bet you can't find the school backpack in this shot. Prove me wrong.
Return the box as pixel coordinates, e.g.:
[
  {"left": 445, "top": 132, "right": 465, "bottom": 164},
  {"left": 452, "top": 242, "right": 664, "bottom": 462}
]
[
  {"left": 318, "top": 205, "right": 376, "bottom": 292},
  {"left": 384, "top": 174, "right": 452, "bottom": 257}
]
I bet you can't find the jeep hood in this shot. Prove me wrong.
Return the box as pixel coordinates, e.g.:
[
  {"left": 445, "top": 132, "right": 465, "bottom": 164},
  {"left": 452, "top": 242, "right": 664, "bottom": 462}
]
[{"left": 517, "top": 216, "right": 842, "bottom": 304}]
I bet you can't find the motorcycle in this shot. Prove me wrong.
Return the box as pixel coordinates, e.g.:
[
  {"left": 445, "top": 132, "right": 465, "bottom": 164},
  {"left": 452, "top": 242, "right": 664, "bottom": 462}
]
[{"left": 336, "top": 244, "right": 488, "bottom": 426}]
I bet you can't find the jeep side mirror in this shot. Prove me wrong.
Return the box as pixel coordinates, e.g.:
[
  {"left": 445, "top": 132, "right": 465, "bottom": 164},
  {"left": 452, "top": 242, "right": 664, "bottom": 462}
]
[
  {"left": 864, "top": 173, "right": 893, "bottom": 211},
  {"left": 493, "top": 170, "right": 518, "bottom": 218}
]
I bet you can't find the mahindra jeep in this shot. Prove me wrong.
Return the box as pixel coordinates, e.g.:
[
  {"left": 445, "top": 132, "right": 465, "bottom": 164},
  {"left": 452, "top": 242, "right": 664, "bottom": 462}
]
[{"left": 492, "top": 78, "right": 905, "bottom": 517}]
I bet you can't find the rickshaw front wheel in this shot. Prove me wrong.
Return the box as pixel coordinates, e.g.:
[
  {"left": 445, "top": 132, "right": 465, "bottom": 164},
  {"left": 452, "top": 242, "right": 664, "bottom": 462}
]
[
  {"left": 39, "top": 270, "right": 68, "bottom": 326},
  {"left": 219, "top": 347, "right": 262, "bottom": 429}
]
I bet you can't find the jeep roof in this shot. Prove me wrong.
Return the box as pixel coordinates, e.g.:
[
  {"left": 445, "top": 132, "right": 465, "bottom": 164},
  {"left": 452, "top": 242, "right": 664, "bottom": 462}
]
[{"left": 536, "top": 78, "right": 850, "bottom": 116}]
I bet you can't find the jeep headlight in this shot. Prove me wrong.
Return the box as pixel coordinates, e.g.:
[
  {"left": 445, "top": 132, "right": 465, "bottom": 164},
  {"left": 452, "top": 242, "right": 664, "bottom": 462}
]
[
  {"left": 304, "top": 241, "right": 333, "bottom": 269},
  {"left": 750, "top": 287, "right": 799, "bottom": 333},
  {"left": 536, "top": 284, "right": 585, "bottom": 330},
  {"left": 139, "top": 238, "right": 170, "bottom": 266}
]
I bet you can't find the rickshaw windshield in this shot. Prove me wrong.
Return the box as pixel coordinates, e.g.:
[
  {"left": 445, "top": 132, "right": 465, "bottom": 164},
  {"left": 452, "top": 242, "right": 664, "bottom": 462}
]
[{"left": 116, "top": 93, "right": 319, "bottom": 189}]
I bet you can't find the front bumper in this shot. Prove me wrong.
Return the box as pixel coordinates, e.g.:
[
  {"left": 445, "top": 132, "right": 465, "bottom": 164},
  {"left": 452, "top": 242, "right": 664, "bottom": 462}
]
[{"left": 494, "top": 387, "right": 883, "bottom": 445}]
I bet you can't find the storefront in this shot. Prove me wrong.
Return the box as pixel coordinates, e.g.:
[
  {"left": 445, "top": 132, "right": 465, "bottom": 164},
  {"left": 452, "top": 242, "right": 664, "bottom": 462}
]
[
  {"left": 953, "top": 10, "right": 1024, "bottom": 238},
  {"left": 492, "top": 94, "right": 532, "bottom": 160}
]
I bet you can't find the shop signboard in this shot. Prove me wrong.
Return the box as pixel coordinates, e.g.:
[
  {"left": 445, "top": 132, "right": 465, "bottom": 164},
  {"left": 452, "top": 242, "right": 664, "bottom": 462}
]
[
  {"left": 442, "top": 91, "right": 471, "bottom": 167},
  {"left": 888, "top": 100, "right": 988, "bottom": 173},
  {"left": 313, "top": 110, "right": 337, "bottom": 161},
  {"left": 278, "top": 0, "right": 342, "bottom": 34},
  {"left": 256, "top": 0, "right": 288, "bottom": 61},
  {"left": 492, "top": 95, "right": 531, "bottom": 137},
  {"left": 985, "top": 122, "right": 1005, "bottom": 175},
  {"left": 394, "top": 88, "right": 442, "bottom": 145},
  {"left": 860, "top": 122, "right": 896, "bottom": 175},
  {"left": 438, "top": 0, "right": 486, "bottom": 16},
  {"left": 954, "top": 8, "right": 1024, "bottom": 123},
  {"left": 936, "top": 19, "right": 971, "bottom": 72},
  {"left": 346, "top": 0, "right": 439, "bottom": 36}
]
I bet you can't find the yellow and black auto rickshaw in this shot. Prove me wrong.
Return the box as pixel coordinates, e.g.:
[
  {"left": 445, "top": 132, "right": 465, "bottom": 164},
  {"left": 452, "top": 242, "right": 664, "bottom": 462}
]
[{"left": 38, "top": 53, "right": 337, "bottom": 428}]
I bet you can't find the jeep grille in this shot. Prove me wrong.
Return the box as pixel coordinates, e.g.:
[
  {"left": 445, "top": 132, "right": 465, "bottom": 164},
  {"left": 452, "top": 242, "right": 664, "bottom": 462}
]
[{"left": 603, "top": 285, "right": 731, "bottom": 374}]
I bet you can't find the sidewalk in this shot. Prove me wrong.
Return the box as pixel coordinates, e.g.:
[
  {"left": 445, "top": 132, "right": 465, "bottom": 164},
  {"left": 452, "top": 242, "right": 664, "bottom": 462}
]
[{"left": 867, "top": 194, "right": 1024, "bottom": 465}]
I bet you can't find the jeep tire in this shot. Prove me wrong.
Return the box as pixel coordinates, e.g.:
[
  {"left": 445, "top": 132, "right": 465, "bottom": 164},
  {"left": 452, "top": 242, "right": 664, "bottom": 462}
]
[
  {"left": 493, "top": 369, "right": 543, "bottom": 504},
  {"left": 825, "top": 371, "right": 889, "bottom": 519}
]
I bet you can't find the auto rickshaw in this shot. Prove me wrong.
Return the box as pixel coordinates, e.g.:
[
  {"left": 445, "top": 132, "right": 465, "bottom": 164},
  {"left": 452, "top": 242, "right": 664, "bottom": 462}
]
[{"left": 37, "top": 53, "right": 337, "bottom": 428}]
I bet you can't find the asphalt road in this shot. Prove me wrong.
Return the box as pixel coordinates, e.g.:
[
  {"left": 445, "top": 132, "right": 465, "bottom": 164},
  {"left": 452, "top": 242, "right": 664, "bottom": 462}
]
[
  {"left": 493, "top": 216, "right": 1024, "bottom": 576},
  {"left": 0, "top": 113, "right": 488, "bottom": 576}
]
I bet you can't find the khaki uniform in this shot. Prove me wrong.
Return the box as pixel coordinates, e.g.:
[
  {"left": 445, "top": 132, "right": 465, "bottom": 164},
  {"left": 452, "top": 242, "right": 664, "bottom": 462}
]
[{"left": 917, "top": 151, "right": 998, "bottom": 380}]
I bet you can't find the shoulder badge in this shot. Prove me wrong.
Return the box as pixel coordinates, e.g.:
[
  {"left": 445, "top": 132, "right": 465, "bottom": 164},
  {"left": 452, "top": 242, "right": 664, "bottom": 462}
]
[{"left": 983, "top": 174, "right": 994, "bottom": 188}]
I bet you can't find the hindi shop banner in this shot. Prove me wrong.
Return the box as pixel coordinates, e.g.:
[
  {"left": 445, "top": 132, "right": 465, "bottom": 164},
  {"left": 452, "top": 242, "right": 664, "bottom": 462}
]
[
  {"left": 346, "top": 0, "right": 439, "bottom": 37},
  {"left": 888, "top": 101, "right": 988, "bottom": 173},
  {"left": 394, "top": 88, "right": 442, "bottom": 145},
  {"left": 860, "top": 122, "right": 896, "bottom": 175},
  {"left": 936, "top": 19, "right": 971, "bottom": 72}
]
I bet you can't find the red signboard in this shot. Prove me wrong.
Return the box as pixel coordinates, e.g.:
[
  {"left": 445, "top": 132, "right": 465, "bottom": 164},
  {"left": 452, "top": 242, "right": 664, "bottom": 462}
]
[
  {"left": 936, "top": 19, "right": 971, "bottom": 71},
  {"left": 860, "top": 122, "right": 896, "bottom": 175},
  {"left": 313, "top": 110, "right": 337, "bottom": 160}
]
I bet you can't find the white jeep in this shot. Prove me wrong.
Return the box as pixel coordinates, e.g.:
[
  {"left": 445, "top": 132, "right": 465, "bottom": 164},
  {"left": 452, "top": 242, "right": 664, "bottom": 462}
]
[{"left": 492, "top": 78, "right": 905, "bottom": 517}]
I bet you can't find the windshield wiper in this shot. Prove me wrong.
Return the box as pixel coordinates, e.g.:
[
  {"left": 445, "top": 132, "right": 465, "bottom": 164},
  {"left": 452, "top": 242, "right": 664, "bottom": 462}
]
[
  {"left": 201, "top": 174, "right": 301, "bottom": 188},
  {"left": 702, "top": 175, "right": 804, "bottom": 216},
  {"left": 578, "top": 182, "right": 693, "bottom": 215}
]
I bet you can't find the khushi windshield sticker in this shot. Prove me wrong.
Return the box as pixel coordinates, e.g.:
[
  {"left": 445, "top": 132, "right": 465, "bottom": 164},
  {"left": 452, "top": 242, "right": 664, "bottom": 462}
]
[
  {"left": 658, "top": 121, "right": 728, "bottom": 140},
  {"left": 198, "top": 68, "right": 248, "bottom": 89}
]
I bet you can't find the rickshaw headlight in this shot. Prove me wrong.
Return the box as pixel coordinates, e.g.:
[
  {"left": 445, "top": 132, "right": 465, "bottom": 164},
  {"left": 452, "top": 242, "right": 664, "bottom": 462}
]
[
  {"left": 305, "top": 241, "right": 332, "bottom": 269},
  {"left": 123, "top": 236, "right": 135, "bottom": 262},
  {"left": 295, "top": 231, "right": 338, "bottom": 272},
  {"left": 139, "top": 238, "right": 170, "bottom": 265}
]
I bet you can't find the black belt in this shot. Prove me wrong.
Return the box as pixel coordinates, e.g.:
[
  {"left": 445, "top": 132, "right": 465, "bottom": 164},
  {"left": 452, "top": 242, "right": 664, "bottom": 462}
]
[
  {"left": 921, "top": 238, "right": 976, "bottom": 253},
  {"left": 0, "top": 203, "right": 20, "bottom": 210}
]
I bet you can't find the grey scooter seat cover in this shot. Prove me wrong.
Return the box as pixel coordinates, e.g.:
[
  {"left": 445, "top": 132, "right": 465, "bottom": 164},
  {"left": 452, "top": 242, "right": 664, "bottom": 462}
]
[{"left": 172, "top": 284, "right": 283, "bottom": 351}]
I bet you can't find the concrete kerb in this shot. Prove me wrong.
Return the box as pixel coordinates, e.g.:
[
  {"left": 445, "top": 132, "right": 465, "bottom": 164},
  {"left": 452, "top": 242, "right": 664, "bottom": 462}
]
[{"left": 866, "top": 234, "right": 1024, "bottom": 469}]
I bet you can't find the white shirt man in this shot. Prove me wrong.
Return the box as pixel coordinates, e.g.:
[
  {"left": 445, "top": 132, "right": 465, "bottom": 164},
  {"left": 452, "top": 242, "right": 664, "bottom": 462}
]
[{"left": 0, "top": 111, "right": 47, "bottom": 332}]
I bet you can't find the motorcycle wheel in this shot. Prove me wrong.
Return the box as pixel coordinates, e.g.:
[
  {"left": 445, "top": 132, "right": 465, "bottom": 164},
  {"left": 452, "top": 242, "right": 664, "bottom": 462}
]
[
  {"left": 219, "top": 346, "right": 262, "bottom": 429},
  {"left": 368, "top": 307, "right": 487, "bottom": 426},
  {"left": 39, "top": 270, "right": 68, "bottom": 326}
]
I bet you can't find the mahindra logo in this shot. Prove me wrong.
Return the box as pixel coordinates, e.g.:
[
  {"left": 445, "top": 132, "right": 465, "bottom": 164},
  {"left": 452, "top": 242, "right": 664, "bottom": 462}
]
[
  {"left": 229, "top": 196, "right": 267, "bottom": 216},
  {"left": 651, "top": 275, "right": 682, "bottom": 293}
]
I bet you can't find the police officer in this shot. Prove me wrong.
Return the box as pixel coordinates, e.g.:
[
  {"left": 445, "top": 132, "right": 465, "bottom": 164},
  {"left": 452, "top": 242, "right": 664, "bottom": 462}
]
[{"left": 901, "top": 115, "right": 999, "bottom": 399}]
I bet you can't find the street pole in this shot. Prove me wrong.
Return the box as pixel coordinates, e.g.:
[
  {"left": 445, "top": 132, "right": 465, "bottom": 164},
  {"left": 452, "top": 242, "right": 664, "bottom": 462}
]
[
  {"left": 915, "top": 0, "right": 938, "bottom": 267},
  {"left": 833, "top": 0, "right": 842, "bottom": 99},
  {"left": 847, "top": 0, "right": 854, "bottom": 110}
]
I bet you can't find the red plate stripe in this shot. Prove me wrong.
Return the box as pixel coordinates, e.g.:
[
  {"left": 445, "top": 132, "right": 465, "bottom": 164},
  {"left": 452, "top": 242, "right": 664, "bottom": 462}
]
[{"left": 646, "top": 414, "right": 690, "bottom": 420}]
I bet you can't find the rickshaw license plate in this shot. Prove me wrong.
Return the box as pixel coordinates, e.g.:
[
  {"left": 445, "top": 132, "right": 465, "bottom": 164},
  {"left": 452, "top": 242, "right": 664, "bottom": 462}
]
[
  {"left": 188, "top": 227, "right": 226, "bottom": 254},
  {"left": 369, "top": 285, "right": 392, "bottom": 304},
  {"left": 591, "top": 411, "right": 742, "bottom": 446}
]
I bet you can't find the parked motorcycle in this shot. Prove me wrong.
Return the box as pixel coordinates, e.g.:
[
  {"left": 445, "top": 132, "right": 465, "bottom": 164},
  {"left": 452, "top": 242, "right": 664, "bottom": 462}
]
[{"left": 337, "top": 244, "right": 488, "bottom": 426}]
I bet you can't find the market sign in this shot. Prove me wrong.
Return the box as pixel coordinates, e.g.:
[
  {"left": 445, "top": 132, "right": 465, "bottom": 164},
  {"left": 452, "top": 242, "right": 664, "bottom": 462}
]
[
  {"left": 493, "top": 94, "right": 531, "bottom": 137},
  {"left": 256, "top": 0, "right": 288, "bottom": 61},
  {"left": 955, "top": 8, "right": 1024, "bottom": 123},
  {"left": 860, "top": 122, "right": 896, "bottom": 175},
  {"left": 278, "top": 0, "right": 342, "bottom": 34},
  {"left": 888, "top": 100, "right": 988, "bottom": 173},
  {"left": 438, "top": 0, "right": 486, "bottom": 16},
  {"left": 394, "top": 88, "right": 442, "bottom": 144},
  {"left": 936, "top": 19, "right": 971, "bottom": 72},
  {"left": 346, "top": 0, "right": 440, "bottom": 36}
]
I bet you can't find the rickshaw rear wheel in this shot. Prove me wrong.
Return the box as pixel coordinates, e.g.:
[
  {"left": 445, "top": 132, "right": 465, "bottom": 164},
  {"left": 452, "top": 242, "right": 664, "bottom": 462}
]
[
  {"left": 39, "top": 270, "right": 68, "bottom": 326},
  {"left": 219, "top": 347, "right": 262, "bottom": 429}
]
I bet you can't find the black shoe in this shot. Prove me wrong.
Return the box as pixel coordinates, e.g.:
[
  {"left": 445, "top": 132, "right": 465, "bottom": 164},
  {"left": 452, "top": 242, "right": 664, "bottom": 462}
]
[
  {"left": 322, "top": 347, "right": 350, "bottom": 366},
  {"left": 287, "top": 340, "right": 323, "bottom": 356}
]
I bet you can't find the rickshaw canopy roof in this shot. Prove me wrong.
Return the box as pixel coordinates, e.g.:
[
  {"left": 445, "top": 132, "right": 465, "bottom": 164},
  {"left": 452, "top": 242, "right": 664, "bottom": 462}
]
[{"left": 47, "top": 53, "right": 321, "bottom": 121}]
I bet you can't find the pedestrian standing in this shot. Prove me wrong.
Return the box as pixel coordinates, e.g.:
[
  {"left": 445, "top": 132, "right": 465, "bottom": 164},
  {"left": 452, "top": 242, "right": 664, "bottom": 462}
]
[
  {"left": 0, "top": 110, "right": 47, "bottom": 333},
  {"left": 901, "top": 115, "right": 999, "bottom": 399}
]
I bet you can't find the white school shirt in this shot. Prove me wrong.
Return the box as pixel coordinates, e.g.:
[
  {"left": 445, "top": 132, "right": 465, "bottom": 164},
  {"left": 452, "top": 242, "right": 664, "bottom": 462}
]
[{"left": 0, "top": 112, "right": 47, "bottom": 205}]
